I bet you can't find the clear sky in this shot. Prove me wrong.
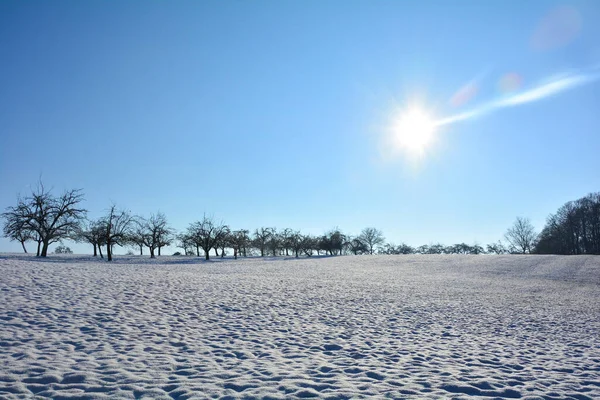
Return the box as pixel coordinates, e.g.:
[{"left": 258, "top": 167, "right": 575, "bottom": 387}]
[{"left": 1, "top": 0, "right": 600, "bottom": 254}]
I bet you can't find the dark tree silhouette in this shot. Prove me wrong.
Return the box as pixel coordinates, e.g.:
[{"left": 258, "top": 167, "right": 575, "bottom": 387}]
[
  {"left": 75, "top": 219, "right": 106, "bottom": 257},
  {"left": 358, "top": 227, "right": 385, "bottom": 255},
  {"left": 133, "top": 212, "right": 173, "bottom": 258},
  {"left": 348, "top": 236, "right": 369, "bottom": 255},
  {"left": 535, "top": 193, "right": 600, "bottom": 255},
  {"left": 2, "top": 183, "right": 86, "bottom": 257},
  {"left": 229, "top": 229, "right": 250, "bottom": 259},
  {"left": 253, "top": 227, "right": 274, "bottom": 257},
  {"left": 186, "top": 215, "right": 229, "bottom": 260},
  {"left": 2, "top": 211, "right": 33, "bottom": 253},
  {"left": 486, "top": 241, "right": 507, "bottom": 254},
  {"left": 100, "top": 205, "right": 134, "bottom": 261},
  {"left": 505, "top": 217, "right": 537, "bottom": 254}
]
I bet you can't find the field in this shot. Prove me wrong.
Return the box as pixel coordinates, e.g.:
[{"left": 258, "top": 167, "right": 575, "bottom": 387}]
[{"left": 0, "top": 254, "right": 599, "bottom": 399}]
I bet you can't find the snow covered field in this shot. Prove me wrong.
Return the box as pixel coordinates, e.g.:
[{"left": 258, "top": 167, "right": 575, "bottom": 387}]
[{"left": 0, "top": 254, "right": 599, "bottom": 399}]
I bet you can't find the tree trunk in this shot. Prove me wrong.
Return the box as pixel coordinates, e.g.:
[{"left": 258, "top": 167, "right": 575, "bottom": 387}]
[
  {"left": 214, "top": 248, "right": 219, "bottom": 257},
  {"left": 196, "top": 245, "right": 200, "bottom": 257},
  {"left": 286, "top": 248, "right": 289, "bottom": 256},
  {"left": 205, "top": 250, "right": 210, "bottom": 260},
  {"left": 221, "top": 247, "right": 225, "bottom": 258},
  {"left": 234, "top": 248, "right": 237, "bottom": 260},
  {"left": 40, "top": 240, "right": 49, "bottom": 257},
  {"left": 139, "top": 245, "right": 143, "bottom": 255},
  {"left": 93, "top": 243, "right": 97, "bottom": 257},
  {"left": 158, "top": 246, "right": 161, "bottom": 256},
  {"left": 37, "top": 241, "right": 41, "bottom": 257},
  {"left": 150, "top": 247, "right": 155, "bottom": 258},
  {"left": 107, "top": 240, "right": 112, "bottom": 261},
  {"left": 20, "top": 240, "right": 28, "bottom": 253},
  {"left": 98, "top": 244, "right": 104, "bottom": 259}
]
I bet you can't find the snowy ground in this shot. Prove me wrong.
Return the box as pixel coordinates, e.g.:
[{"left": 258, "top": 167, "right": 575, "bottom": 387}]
[{"left": 0, "top": 254, "right": 599, "bottom": 399}]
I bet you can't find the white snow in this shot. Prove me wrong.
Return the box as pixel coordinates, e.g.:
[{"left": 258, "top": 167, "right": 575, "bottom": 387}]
[{"left": 0, "top": 254, "right": 599, "bottom": 399}]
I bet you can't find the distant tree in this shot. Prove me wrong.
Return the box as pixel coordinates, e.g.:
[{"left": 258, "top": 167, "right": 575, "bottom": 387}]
[
  {"left": 505, "top": 217, "right": 537, "bottom": 254},
  {"left": 396, "top": 243, "right": 414, "bottom": 254},
  {"left": 186, "top": 215, "right": 229, "bottom": 260},
  {"left": 535, "top": 193, "right": 600, "bottom": 255},
  {"left": 486, "top": 241, "right": 507, "bottom": 254},
  {"left": 229, "top": 229, "right": 249, "bottom": 259},
  {"left": 288, "top": 231, "right": 304, "bottom": 258},
  {"left": 54, "top": 245, "right": 72, "bottom": 254},
  {"left": 129, "top": 218, "right": 147, "bottom": 255},
  {"left": 300, "top": 234, "right": 317, "bottom": 257},
  {"left": 217, "top": 226, "right": 231, "bottom": 258},
  {"left": 416, "top": 243, "right": 445, "bottom": 254},
  {"left": 2, "top": 210, "right": 33, "bottom": 253},
  {"left": 380, "top": 242, "right": 414, "bottom": 255},
  {"left": 358, "top": 227, "right": 385, "bottom": 255},
  {"left": 2, "top": 183, "right": 86, "bottom": 257},
  {"left": 280, "top": 228, "right": 294, "bottom": 256},
  {"left": 228, "top": 229, "right": 250, "bottom": 258},
  {"left": 99, "top": 205, "right": 135, "bottom": 261},
  {"left": 448, "top": 243, "right": 471, "bottom": 254},
  {"left": 133, "top": 212, "right": 173, "bottom": 258},
  {"left": 74, "top": 218, "right": 105, "bottom": 257},
  {"left": 416, "top": 244, "right": 429, "bottom": 254},
  {"left": 320, "top": 228, "right": 345, "bottom": 256},
  {"left": 348, "top": 236, "right": 369, "bottom": 255},
  {"left": 470, "top": 244, "right": 484, "bottom": 254},
  {"left": 253, "top": 227, "right": 274, "bottom": 257},
  {"left": 267, "top": 230, "right": 281, "bottom": 256},
  {"left": 174, "top": 232, "right": 193, "bottom": 256},
  {"left": 154, "top": 213, "right": 174, "bottom": 256}
]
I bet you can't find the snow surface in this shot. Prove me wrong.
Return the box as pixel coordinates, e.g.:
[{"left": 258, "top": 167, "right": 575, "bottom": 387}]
[{"left": 0, "top": 253, "right": 599, "bottom": 399}]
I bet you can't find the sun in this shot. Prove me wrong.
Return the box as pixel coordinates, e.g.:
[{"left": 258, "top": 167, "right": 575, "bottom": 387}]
[{"left": 391, "top": 106, "right": 436, "bottom": 155}]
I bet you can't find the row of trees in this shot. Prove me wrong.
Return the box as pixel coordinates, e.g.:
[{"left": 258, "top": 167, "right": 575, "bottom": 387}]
[
  {"left": 535, "top": 193, "right": 600, "bottom": 255},
  {"left": 5, "top": 183, "right": 596, "bottom": 259}
]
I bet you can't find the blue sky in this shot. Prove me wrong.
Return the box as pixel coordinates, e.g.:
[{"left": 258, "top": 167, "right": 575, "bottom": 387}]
[{"left": 1, "top": 0, "right": 599, "bottom": 254}]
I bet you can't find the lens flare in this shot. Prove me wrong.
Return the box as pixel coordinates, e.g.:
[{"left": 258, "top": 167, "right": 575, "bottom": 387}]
[
  {"left": 499, "top": 73, "right": 523, "bottom": 93},
  {"left": 531, "top": 5, "right": 582, "bottom": 51},
  {"left": 450, "top": 81, "right": 479, "bottom": 108}
]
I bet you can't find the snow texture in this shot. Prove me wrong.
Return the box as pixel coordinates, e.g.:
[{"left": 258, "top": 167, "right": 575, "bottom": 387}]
[{"left": 0, "top": 253, "right": 599, "bottom": 399}]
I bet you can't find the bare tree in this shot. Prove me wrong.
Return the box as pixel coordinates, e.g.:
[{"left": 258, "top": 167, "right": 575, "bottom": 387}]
[
  {"left": 288, "top": 231, "right": 303, "bottom": 258},
  {"left": 229, "top": 229, "right": 250, "bottom": 259},
  {"left": 74, "top": 218, "right": 106, "bottom": 257},
  {"left": 176, "top": 232, "right": 196, "bottom": 256},
  {"left": 253, "top": 227, "right": 274, "bottom": 257},
  {"left": 217, "top": 226, "right": 231, "bottom": 258},
  {"left": 267, "top": 229, "right": 281, "bottom": 256},
  {"left": 505, "top": 217, "right": 537, "bottom": 254},
  {"left": 348, "top": 236, "right": 368, "bottom": 255},
  {"left": 358, "top": 227, "right": 385, "bottom": 255},
  {"left": 300, "top": 234, "right": 317, "bottom": 257},
  {"left": 2, "top": 183, "right": 86, "bottom": 257},
  {"left": 133, "top": 212, "right": 173, "bottom": 258},
  {"left": 2, "top": 211, "right": 33, "bottom": 253},
  {"left": 186, "top": 215, "right": 229, "bottom": 260},
  {"left": 155, "top": 213, "right": 174, "bottom": 256},
  {"left": 129, "top": 218, "right": 146, "bottom": 255},
  {"left": 280, "top": 228, "right": 294, "bottom": 256},
  {"left": 99, "top": 205, "right": 134, "bottom": 261},
  {"left": 486, "top": 241, "right": 507, "bottom": 254}
]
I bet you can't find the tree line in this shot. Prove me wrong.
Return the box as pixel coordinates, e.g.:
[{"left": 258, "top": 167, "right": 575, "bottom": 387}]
[{"left": 3, "top": 183, "right": 598, "bottom": 260}]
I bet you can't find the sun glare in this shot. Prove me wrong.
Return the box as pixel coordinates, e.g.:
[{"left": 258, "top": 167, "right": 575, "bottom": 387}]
[{"left": 392, "top": 106, "right": 436, "bottom": 155}]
